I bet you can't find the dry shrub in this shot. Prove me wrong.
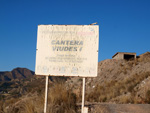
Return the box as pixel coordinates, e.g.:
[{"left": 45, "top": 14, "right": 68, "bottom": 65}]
[
  {"left": 20, "top": 99, "right": 37, "bottom": 113},
  {"left": 91, "top": 105, "right": 110, "bottom": 113},
  {"left": 145, "top": 90, "right": 150, "bottom": 104},
  {"left": 4, "top": 82, "right": 77, "bottom": 113},
  {"left": 5, "top": 96, "right": 38, "bottom": 113},
  {"left": 137, "top": 52, "right": 150, "bottom": 62},
  {"left": 47, "top": 83, "right": 77, "bottom": 113},
  {"left": 0, "top": 100, "right": 5, "bottom": 113},
  {"left": 87, "top": 72, "right": 150, "bottom": 103},
  {"left": 119, "top": 95, "right": 133, "bottom": 103}
]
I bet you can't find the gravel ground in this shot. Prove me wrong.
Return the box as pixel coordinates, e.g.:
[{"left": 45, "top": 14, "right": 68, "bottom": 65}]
[{"left": 77, "top": 103, "right": 150, "bottom": 113}]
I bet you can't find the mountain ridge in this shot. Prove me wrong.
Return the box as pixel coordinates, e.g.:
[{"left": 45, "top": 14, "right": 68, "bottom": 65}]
[{"left": 0, "top": 67, "right": 35, "bottom": 81}]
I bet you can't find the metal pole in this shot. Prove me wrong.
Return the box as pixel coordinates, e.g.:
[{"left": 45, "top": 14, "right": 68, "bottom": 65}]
[
  {"left": 44, "top": 76, "right": 49, "bottom": 113},
  {"left": 81, "top": 77, "right": 85, "bottom": 113}
]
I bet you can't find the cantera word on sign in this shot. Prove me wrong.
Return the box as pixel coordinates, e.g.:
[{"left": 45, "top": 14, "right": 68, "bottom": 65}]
[
  {"left": 51, "top": 40, "right": 83, "bottom": 45},
  {"left": 51, "top": 40, "right": 83, "bottom": 52}
]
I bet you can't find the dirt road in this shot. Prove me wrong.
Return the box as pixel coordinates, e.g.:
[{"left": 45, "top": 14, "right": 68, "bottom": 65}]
[{"left": 78, "top": 103, "right": 150, "bottom": 113}]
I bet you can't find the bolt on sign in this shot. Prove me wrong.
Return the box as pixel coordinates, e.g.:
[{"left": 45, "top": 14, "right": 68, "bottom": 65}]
[{"left": 35, "top": 25, "right": 99, "bottom": 77}]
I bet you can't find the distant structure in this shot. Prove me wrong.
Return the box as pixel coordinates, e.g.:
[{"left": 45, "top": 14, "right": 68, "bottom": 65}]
[{"left": 112, "top": 52, "right": 136, "bottom": 60}]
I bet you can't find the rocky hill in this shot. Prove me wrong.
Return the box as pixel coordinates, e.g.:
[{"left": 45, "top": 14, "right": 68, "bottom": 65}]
[
  {"left": 0, "top": 67, "right": 35, "bottom": 81},
  {"left": 66, "top": 52, "right": 150, "bottom": 103},
  {"left": 0, "top": 52, "right": 150, "bottom": 113}
]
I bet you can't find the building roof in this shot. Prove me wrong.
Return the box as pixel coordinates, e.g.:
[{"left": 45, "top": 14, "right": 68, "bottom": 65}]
[{"left": 112, "top": 52, "right": 136, "bottom": 58}]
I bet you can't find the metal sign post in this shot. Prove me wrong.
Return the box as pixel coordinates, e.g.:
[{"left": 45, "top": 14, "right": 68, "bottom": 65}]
[
  {"left": 35, "top": 25, "right": 99, "bottom": 113},
  {"left": 44, "top": 76, "right": 49, "bottom": 113},
  {"left": 82, "top": 77, "right": 85, "bottom": 113}
]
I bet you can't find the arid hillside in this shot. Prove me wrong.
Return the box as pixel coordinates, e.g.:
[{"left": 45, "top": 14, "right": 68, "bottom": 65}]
[
  {"left": 66, "top": 52, "right": 150, "bottom": 104},
  {"left": 0, "top": 52, "right": 150, "bottom": 113}
]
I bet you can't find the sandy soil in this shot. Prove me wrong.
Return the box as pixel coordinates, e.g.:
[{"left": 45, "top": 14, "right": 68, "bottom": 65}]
[{"left": 78, "top": 103, "right": 150, "bottom": 113}]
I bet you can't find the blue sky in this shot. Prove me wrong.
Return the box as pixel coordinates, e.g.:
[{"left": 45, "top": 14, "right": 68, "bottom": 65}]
[{"left": 0, "top": 0, "right": 150, "bottom": 71}]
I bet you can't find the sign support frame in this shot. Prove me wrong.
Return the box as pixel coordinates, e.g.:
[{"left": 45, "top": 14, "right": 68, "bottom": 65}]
[
  {"left": 81, "top": 77, "right": 86, "bottom": 113},
  {"left": 36, "top": 24, "right": 99, "bottom": 113},
  {"left": 44, "top": 75, "right": 49, "bottom": 113}
]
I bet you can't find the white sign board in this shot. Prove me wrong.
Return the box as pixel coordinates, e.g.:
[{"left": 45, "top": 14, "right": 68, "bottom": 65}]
[{"left": 35, "top": 25, "right": 99, "bottom": 77}]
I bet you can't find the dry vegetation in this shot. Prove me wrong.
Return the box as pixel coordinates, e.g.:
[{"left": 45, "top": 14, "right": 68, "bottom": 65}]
[
  {"left": 86, "top": 53, "right": 150, "bottom": 104},
  {"left": 1, "top": 82, "right": 77, "bottom": 113},
  {"left": 1, "top": 52, "right": 150, "bottom": 113},
  {"left": 87, "top": 72, "right": 150, "bottom": 104}
]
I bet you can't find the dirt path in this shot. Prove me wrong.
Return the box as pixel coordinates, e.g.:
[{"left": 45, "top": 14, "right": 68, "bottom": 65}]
[{"left": 78, "top": 103, "right": 150, "bottom": 113}]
